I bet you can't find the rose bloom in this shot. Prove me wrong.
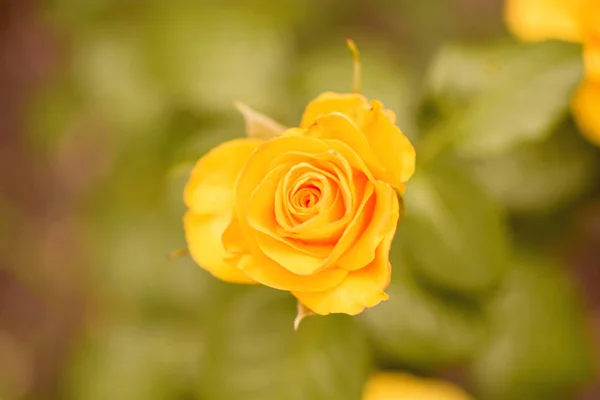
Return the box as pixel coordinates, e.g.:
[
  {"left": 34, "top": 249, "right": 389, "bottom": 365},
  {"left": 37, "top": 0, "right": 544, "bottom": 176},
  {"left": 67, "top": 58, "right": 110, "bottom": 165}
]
[
  {"left": 505, "top": 0, "right": 600, "bottom": 145},
  {"left": 362, "top": 373, "right": 472, "bottom": 400},
  {"left": 184, "top": 92, "right": 415, "bottom": 316}
]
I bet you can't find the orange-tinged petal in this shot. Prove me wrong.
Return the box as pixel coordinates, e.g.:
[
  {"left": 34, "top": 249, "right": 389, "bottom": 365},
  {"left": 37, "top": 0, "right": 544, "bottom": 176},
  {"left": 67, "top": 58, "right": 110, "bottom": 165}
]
[
  {"left": 572, "top": 79, "right": 600, "bottom": 146},
  {"left": 246, "top": 163, "right": 333, "bottom": 258},
  {"left": 337, "top": 181, "right": 399, "bottom": 271},
  {"left": 300, "top": 92, "right": 369, "bottom": 128},
  {"left": 184, "top": 138, "right": 262, "bottom": 214},
  {"left": 254, "top": 232, "right": 327, "bottom": 275},
  {"left": 505, "top": 0, "right": 585, "bottom": 42},
  {"left": 321, "top": 176, "right": 374, "bottom": 269},
  {"left": 222, "top": 212, "right": 249, "bottom": 255},
  {"left": 272, "top": 152, "right": 354, "bottom": 242},
  {"left": 237, "top": 252, "right": 348, "bottom": 292},
  {"left": 292, "top": 231, "right": 394, "bottom": 316},
  {"left": 235, "top": 136, "right": 330, "bottom": 217},
  {"left": 184, "top": 211, "right": 255, "bottom": 284},
  {"left": 362, "top": 100, "right": 416, "bottom": 188},
  {"left": 307, "top": 113, "right": 386, "bottom": 176},
  {"left": 584, "top": 42, "right": 600, "bottom": 81}
]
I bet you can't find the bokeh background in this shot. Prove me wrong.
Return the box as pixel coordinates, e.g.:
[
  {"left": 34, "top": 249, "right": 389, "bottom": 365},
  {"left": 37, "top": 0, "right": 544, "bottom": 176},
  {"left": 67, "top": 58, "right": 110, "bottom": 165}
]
[{"left": 1, "top": 0, "right": 600, "bottom": 399}]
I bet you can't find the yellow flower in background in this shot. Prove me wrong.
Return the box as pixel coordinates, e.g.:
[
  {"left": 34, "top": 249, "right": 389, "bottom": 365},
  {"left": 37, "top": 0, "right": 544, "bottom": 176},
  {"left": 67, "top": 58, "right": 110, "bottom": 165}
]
[
  {"left": 183, "top": 40, "right": 415, "bottom": 317},
  {"left": 362, "top": 372, "right": 472, "bottom": 400},
  {"left": 505, "top": 0, "right": 600, "bottom": 145}
]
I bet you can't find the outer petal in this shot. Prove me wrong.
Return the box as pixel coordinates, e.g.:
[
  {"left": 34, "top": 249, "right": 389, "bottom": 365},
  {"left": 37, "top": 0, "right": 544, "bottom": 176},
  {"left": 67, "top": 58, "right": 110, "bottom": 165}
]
[
  {"left": 184, "top": 138, "right": 263, "bottom": 214},
  {"left": 184, "top": 212, "right": 255, "bottom": 283},
  {"left": 183, "top": 138, "right": 261, "bottom": 283},
  {"left": 292, "top": 230, "right": 395, "bottom": 316},
  {"left": 300, "top": 92, "right": 369, "bottom": 128},
  {"left": 572, "top": 79, "right": 600, "bottom": 146},
  {"left": 362, "top": 100, "right": 416, "bottom": 188},
  {"left": 505, "top": 0, "right": 584, "bottom": 42},
  {"left": 237, "top": 252, "right": 348, "bottom": 292}
]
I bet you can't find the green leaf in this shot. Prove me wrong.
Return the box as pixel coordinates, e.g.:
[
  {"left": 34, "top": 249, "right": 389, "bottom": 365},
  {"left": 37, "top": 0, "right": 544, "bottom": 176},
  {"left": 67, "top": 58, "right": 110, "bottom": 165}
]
[
  {"left": 201, "top": 286, "right": 371, "bottom": 400},
  {"left": 424, "top": 40, "right": 582, "bottom": 158},
  {"left": 398, "top": 158, "right": 511, "bottom": 297},
  {"left": 359, "top": 250, "right": 485, "bottom": 370},
  {"left": 66, "top": 324, "right": 205, "bottom": 400},
  {"left": 468, "top": 124, "right": 600, "bottom": 214},
  {"left": 469, "top": 253, "right": 596, "bottom": 400},
  {"left": 141, "top": 2, "right": 292, "bottom": 114}
]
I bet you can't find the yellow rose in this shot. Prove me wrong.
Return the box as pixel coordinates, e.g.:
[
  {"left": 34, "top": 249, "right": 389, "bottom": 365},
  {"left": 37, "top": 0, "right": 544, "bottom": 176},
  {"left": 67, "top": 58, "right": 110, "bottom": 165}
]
[
  {"left": 183, "top": 92, "right": 415, "bottom": 316},
  {"left": 362, "top": 372, "right": 472, "bottom": 400},
  {"left": 505, "top": 0, "right": 600, "bottom": 144}
]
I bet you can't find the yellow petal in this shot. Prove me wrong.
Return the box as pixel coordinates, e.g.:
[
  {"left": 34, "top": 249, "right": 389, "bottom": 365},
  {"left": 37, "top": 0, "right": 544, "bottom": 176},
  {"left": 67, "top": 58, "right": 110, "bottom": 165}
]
[
  {"left": 362, "top": 372, "right": 473, "bottom": 400},
  {"left": 572, "top": 79, "right": 600, "bottom": 146},
  {"left": 254, "top": 232, "right": 328, "bottom": 275},
  {"left": 336, "top": 181, "right": 399, "bottom": 271},
  {"left": 271, "top": 151, "right": 354, "bottom": 242},
  {"left": 362, "top": 100, "right": 416, "bottom": 188},
  {"left": 234, "top": 101, "right": 287, "bottom": 139},
  {"left": 505, "top": 0, "right": 585, "bottom": 42},
  {"left": 237, "top": 252, "right": 348, "bottom": 292},
  {"left": 184, "top": 211, "right": 255, "bottom": 283},
  {"left": 583, "top": 42, "right": 600, "bottom": 81},
  {"left": 292, "top": 231, "right": 394, "bottom": 316},
  {"left": 300, "top": 92, "right": 369, "bottom": 128},
  {"left": 184, "top": 138, "right": 263, "bottom": 214},
  {"left": 308, "top": 112, "right": 386, "bottom": 177},
  {"left": 320, "top": 176, "right": 374, "bottom": 269},
  {"left": 222, "top": 212, "right": 249, "bottom": 255}
]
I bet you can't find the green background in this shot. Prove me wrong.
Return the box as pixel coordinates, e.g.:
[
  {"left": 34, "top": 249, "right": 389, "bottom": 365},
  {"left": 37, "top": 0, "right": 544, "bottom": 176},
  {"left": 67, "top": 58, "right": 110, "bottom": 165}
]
[{"left": 1, "top": 0, "right": 599, "bottom": 399}]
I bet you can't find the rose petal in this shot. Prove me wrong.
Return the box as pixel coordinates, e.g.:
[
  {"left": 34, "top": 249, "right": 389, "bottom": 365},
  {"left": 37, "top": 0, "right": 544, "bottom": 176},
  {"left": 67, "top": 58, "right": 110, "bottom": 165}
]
[
  {"left": 362, "top": 100, "right": 416, "bottom": 188},
  {"left": 504, "top": 0, "right": 584, "bottom": 42},
  {"left": 184, "top": 211, "right": 255, "bottom": 283},
  {"left": 584, "top": 42, "right": 600, "bottom": 82},
  {"left": 572, "top": 79, "right": 600, "bottom": 146},
  {"left": 246, "top": 163, "right": 332, "bottom": 259},
  {"left": 292, "top": 231, "right": 394, "bottom": 315},
  {"left": 300, "top": 92, "right": 369, "bottom": 128},
  {"left": 308, "top": 113, "right": 387, "bottom": 177},
  {"left": 320, "top": 175, "right": 374, "bottom": 269},
  {"left": 336, "top": 181, "right": 399, "bottom": 271},
  {"left": 237, "top": 252, "right": 348, "bottom": 292},
  {"left": 184, "top": 138, "right": 263, "bottom": 214}
]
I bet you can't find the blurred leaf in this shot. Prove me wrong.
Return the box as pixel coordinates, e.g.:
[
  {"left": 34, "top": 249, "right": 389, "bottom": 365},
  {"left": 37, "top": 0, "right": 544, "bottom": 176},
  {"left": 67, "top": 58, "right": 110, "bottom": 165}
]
[
  {"left": 72, "top": 25, "right": 170, "bottom": 135},
  {"left": 201, "top": 287, "right": 371, "bottom": 400},
  {"left": 398, "top": 158, "right": 511, "bottom": 297},
  {"left": 469, "top": 124, "right": 600, "bottom": 214},
  {"left": 90, "top": 207, "right": 213, "bottom": 320},
  {"left": 424, "top": 40, "right": 582, "bottom": 157},
  {"left": 67, "top": 324, "right": 204, "bottom": 400},
  {"left": 469, "top": 253, "right": 596, "bottom": 400},
  {"left": 141, "top": 3, "right": 291, "bottom": 115},
  {"left": 359, "top": 250, "right": 485, "bottom": 370}
]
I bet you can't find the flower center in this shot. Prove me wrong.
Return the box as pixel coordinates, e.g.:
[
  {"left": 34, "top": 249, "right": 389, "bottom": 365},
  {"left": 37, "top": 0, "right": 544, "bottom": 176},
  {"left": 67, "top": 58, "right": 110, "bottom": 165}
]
[{"left": 292, "top": 184, "right": 321, "bottom": 211}]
